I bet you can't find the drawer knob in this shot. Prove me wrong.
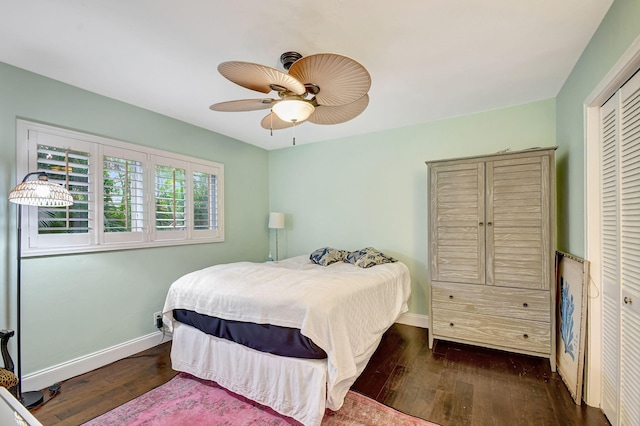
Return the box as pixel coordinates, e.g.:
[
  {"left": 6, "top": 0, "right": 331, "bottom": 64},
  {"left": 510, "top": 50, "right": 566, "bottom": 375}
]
[
  {"left": 449, "top": 322, "right": 454, "bottom": 327},
  {"left": 487, "top": 222, "right": 492, "bottom": 226},
  {"left": 523, "top": 334, "right": 529, "bottom": 339},
  {"left": 624, "top": 296, "right": 633, "bottom": 305},
  {"left": 523, "top": 302, "right": 528, "bottom": 308},
  {"left": 449, "top": 295, "right": 454, "bottom": 299},
  {"left": 479, "top": 222, "right": 484, "bottom": 226}
]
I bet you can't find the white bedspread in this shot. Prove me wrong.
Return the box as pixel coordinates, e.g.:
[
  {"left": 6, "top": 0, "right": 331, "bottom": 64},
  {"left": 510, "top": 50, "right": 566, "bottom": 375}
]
[{"left": 163, "top": 255, "right": 411, "bottom": 409}]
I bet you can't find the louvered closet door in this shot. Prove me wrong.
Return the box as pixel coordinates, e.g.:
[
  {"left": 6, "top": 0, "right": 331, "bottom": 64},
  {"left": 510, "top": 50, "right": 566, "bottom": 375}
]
[
  {"left": 619, "top": 71, "right": 640, "bottom": 426},
  {"left": 486, "top": 155, "right": 550, "bottom": 290},
  {"left": 430, "top": 162, "right": 485, "bottom": 284},
  {"left": 601, "top": 93, "right": 620, "bottom": 426},
  {"left": 600, "top": 69, "right": 640, "bottom": 426}
]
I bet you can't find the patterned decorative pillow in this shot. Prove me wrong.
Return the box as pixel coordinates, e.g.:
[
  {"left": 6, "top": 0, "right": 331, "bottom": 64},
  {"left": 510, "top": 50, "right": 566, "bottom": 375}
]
[
  {"left": 309, "top": 247, "right": 349, "bottom": 266},
  {"left": 345, "top": 247, "right": 397, "bottom": 268}
]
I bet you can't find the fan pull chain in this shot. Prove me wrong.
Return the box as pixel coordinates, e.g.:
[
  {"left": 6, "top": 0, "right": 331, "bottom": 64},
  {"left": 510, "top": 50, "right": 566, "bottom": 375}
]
[
  {"left": 292, "top": 121, "right": 296, "bottom": 146},
  {"left": 270, "top": 110, "right": 273, "bottom": 136}
]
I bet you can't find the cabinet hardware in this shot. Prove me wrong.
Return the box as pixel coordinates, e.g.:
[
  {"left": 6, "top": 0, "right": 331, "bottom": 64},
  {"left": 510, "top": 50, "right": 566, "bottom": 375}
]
[
  {"left": 523, "top": 334, "right": 529, "bottom": 339},
  {"left": 479, "top": 222, "right": 484, "bottom": 226},
  {"left": 449, "top": 322, "right": 454, "bottom": 327},
  {"left": 523, "top": 303, "right": 528, "bottom": 308},
  {"left": 487, "top": 222, "right": 492, "bottom": 226},
  {"left": 449, "top": 295, "right": 454, "bottom": 299},
  {"left": 624, "top": 296, "right": 633, "bottom": 304}
]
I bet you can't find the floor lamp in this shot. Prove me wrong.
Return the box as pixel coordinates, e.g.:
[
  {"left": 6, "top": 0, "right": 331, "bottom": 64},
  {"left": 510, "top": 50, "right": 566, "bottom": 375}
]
[
  {"left": 8, "top": 172, "right": 73, "bottom": 408},
  {"left": 268, "top": 212, "right": 285, "bottom": 261}
]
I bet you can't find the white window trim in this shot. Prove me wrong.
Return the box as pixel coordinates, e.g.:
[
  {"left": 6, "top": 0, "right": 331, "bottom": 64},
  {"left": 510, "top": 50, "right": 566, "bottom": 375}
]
[{"left": 16, "top": 119, "right": 225, "bottom": 257}]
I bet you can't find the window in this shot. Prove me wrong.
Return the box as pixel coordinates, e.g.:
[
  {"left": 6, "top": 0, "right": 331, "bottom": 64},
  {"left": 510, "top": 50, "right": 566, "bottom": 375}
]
[
  {"left": 155, "top": 165, "right": 186, "bottom": 231},
  {"left": 102, "top": 146, "right": 147, "bottom": 245},
  {"left": 193, "top": 171, "right": 218, "bottom": 231},
  {"left": 38, "top": 144, "right": 90, "bottom": 235},
  {"left": 103, "top": 156, "right": 144, "bottom": 234},
  {"left": 16, "top": 120, "right": 224, "bottom": 256}
]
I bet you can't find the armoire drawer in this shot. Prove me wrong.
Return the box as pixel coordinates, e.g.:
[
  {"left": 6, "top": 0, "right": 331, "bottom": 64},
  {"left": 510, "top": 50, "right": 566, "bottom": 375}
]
[
  {"left": 431, "top": 281, "right": 550, "bottom": 322},
  {"left": 432, "top": 308, "right": 551, "bottom": 354}
]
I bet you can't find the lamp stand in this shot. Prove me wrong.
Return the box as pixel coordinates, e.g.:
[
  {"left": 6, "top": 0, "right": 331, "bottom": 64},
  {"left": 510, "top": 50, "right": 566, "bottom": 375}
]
[
  {"left": 267, "top": 212, "right": 285, "bottom": 262},
  {"left": 16, "top": 204, "right": 44, "bottom": 408},
  {"left": 9, "top": 171, "right": 73, "bottom": 409}
]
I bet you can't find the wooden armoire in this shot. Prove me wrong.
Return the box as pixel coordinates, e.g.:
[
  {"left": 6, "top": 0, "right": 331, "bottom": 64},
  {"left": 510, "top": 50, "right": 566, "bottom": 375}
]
[{"left": 426, "top": 147, "right": 556, "bottom": 369}]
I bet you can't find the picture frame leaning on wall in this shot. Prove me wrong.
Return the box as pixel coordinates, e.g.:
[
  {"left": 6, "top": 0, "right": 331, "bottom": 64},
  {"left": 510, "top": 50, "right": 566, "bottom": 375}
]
[{"left": 555, "top": 251, "right": 590, "bottom": 404}]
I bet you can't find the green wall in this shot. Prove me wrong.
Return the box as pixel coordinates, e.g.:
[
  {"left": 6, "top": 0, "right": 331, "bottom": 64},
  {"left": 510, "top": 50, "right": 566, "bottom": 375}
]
[
  {"left": 0, "top": 62, "right": 270, "bottom": 374},
  {"left": 556, "top": 0, "right": 640, "bottom": 257},
  {"left": 4, "top": 0, "right": 635, "bottom": 381},
  {"left": 269, "top": 99, "right": 556, "bottom": 314}
]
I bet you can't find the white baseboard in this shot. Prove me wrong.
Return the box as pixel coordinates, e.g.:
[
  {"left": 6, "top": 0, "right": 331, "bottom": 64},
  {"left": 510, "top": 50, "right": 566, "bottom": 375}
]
[
  {"left": 396, "top": 312, "right": 429, "bottom": 329},
  {"left": 23, "top": 315, "right": 426, "bottom": 392},
  {"left": 23, "top": 331, "right": 172, "bottom": 392}
]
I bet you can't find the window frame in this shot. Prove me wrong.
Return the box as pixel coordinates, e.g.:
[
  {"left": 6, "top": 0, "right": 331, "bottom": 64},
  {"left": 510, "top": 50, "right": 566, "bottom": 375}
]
[{"left": 16, "top": 120, "right": 225, "bottom": 257}]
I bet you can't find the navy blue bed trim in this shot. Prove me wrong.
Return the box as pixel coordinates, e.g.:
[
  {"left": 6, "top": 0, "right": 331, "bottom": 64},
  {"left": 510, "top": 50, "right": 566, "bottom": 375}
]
[{"left": 173, "top": 309, "right": 327, "bottom": 359}]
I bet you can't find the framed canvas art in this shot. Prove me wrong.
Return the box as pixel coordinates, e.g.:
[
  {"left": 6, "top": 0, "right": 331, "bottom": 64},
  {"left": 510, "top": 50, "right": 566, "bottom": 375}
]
[{"left": 555, "top": 251, "right": 590, "bottom": 404}]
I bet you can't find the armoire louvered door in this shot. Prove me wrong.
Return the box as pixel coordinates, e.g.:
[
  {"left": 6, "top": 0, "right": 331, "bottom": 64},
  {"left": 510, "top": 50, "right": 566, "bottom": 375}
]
[
  {"left": 486, "top": 155, "right": 551, "bottom": 290},
  {"left": 600, "top": 69, "right": 640, "bottom": 426},
  {"left": 429, "top": 162, "right": 486, "bottom": 285}
]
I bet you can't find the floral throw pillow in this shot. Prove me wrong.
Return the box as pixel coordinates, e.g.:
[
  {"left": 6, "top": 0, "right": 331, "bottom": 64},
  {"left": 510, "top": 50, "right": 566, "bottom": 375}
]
[
  {"left": 345, "top": 247, "right": 397, "bottom": 268},
  {"left": 309, "top": 247, "right": 349, "bottom": 266}
]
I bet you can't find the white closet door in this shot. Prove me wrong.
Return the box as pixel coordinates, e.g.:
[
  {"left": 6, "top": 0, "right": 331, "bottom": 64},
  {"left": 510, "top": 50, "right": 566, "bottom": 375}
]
[
  {"left": 600, "top": 93, "right": 620, "bottom": 426},
  {"left": 601, "top": 69, "right": 640, "bottom": 426},
  {"left": 619, "top": 71, "right": 640, "bottom": 426}
]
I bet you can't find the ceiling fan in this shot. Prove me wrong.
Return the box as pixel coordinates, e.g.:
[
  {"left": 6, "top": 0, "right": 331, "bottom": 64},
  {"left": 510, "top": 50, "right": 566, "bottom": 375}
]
[{"left": 209, "top": 51, "right": 371, "bottom": 144}]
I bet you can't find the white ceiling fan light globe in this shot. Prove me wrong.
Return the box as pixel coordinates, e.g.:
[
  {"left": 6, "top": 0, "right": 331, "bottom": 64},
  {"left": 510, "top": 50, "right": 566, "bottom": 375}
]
[{"left": 272, "top": 99, "right": 315, "bottom": 123}]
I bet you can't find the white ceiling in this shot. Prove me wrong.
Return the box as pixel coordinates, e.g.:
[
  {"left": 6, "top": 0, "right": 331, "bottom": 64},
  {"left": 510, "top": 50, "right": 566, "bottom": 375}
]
[{"left": 0, "top": 1, "right": 613, "bottom": 150}]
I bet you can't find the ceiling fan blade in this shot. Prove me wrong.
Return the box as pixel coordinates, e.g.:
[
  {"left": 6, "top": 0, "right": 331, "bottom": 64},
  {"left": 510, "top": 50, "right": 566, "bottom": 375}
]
[
  {"left": 288, "top": 53, "right": 371, "bottom": 106},
  {"left": 260, "top": 112, "right": 308, "bottom": 130},
  {"left": 209, "top": 99, "right": 275, "bottom": 112},
  {"left": 218, "top": 61, "right": 306, "bottom": 95},
  {"left": 308, "top": 94, "right": 369, "bottom": 125}
]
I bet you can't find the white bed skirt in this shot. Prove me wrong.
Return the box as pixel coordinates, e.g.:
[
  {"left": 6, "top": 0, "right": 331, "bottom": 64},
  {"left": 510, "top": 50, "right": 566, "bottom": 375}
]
[
  {"left": 171, "top": 321, "right": 327, "bottom": 425},
  {"left": 170, "top": 322, "right": 382, "bottom": 426}
]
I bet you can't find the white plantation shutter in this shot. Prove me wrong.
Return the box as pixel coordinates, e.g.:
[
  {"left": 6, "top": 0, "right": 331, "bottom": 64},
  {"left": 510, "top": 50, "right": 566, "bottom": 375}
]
[
  {"left": 193, "top": 172, "right": 217, "bottom": 230},
  {"left": 17, "top": 120, "right": 225, "bottom": 256},
  {"left": 600, "top": 69, "right": 640, "bottom": 426},
  {"left": 192, "top": 163, "right": 224, "bottom": 240},
  {"left": 152, "top": 156, "right": 188, "bottom": 241},
  {"left": 102, "top": 146, "right": 146, "bottom": 244},
  {"left": 37, "top": 144, "right": 91, "bottom": 234},
  {"left": 24, "top": 130, "right": 96, "bottom": 251}
]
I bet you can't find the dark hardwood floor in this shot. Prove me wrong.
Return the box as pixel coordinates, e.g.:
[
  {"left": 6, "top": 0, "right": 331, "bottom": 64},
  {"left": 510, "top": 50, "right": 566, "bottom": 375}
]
[
  {"left": 31, "top": 343, "right": 177, "bottom": 425},
  {"left": 30, "top": 324, "right": 610, "bottom": 425},
  {"left": 351, "top": 324, "right": 609, "bottom": 426}
]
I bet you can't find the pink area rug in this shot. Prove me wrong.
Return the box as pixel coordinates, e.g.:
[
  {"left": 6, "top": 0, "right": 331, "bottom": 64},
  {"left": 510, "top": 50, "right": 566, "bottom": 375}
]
[{"left": 82, "top": 372, "right": 437, "bottom": 425}]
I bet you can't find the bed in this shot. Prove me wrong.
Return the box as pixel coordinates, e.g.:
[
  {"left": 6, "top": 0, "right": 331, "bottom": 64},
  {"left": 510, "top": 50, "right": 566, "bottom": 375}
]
[{"left": 162, "top": 252, "right": 411, "bottom": 426}]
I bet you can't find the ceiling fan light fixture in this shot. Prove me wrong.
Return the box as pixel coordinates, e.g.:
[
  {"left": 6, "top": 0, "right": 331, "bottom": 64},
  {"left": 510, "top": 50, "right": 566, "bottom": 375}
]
[{"left": 272, "top": 99, "right": 314, "bottom": 123}]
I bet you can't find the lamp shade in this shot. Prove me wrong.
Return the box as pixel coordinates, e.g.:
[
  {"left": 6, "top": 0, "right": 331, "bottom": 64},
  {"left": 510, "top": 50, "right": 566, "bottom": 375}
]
[
  {"left": 268, "top": 212, "right": 285, "bottom": 229},
  {"left": 9, "top": 173, "right": 73, "bottom": 207},
  {"left": 272, "top": 99, "right": 314, "bottom": 123}
]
